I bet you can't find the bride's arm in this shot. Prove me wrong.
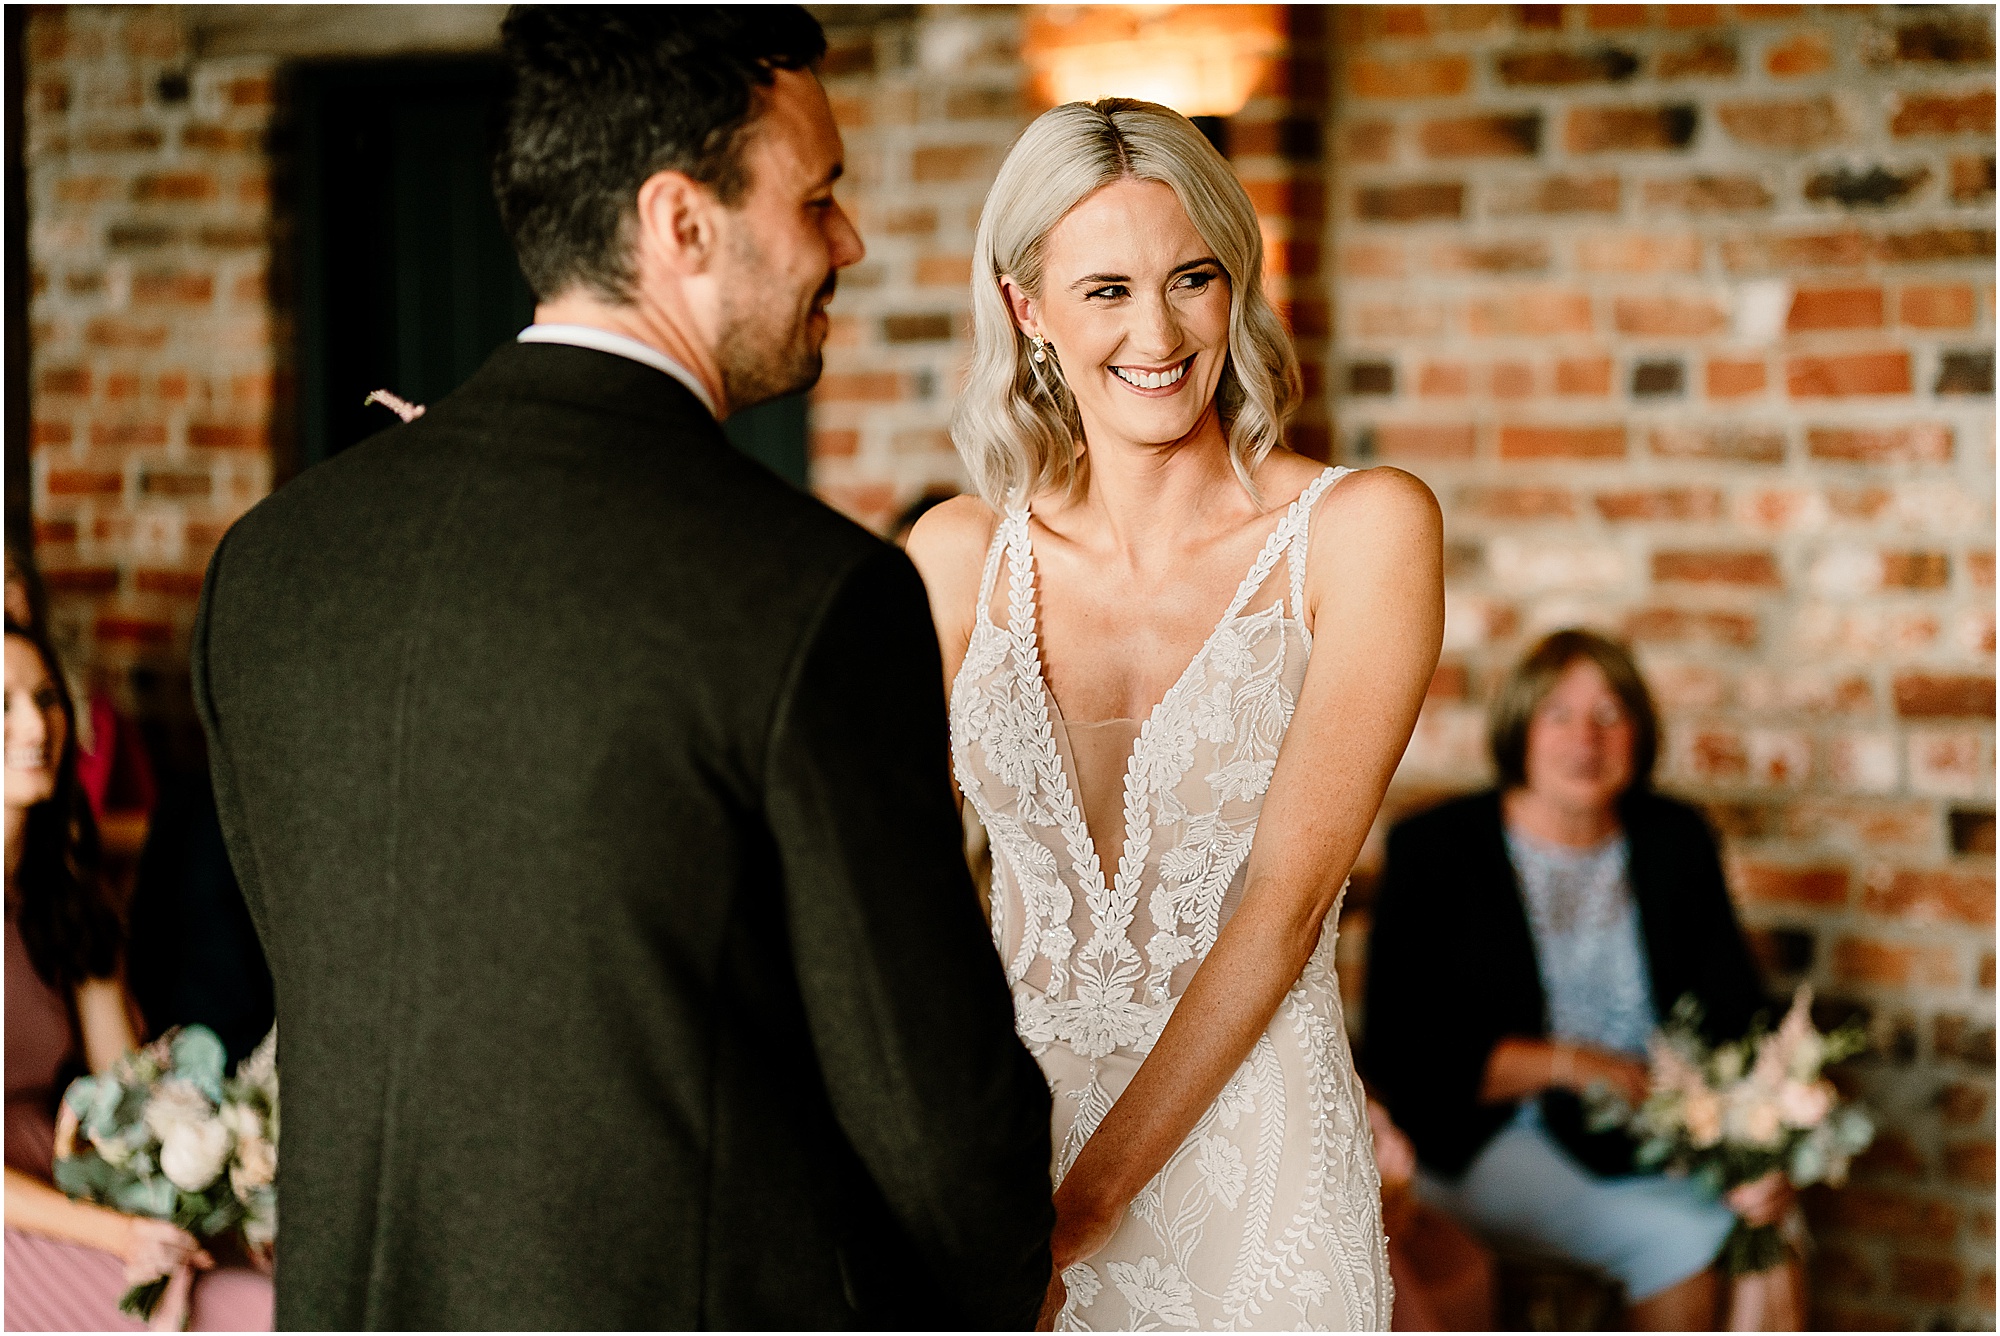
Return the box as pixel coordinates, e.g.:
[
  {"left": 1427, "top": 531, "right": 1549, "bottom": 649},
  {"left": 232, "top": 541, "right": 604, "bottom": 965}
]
[
  {"left": 904, "top": 495, "right": 1000, "bottom": 692},
  {"left": 906, "top": 498, "right": 1003, "bottom": 816},
  {"left": 1049, "top": 466, "right": 1444, "bottom": 1271}
]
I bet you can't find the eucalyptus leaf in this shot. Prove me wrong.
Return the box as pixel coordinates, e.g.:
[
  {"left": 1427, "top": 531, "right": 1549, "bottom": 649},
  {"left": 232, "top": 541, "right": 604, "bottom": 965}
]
[
  {"left": 52, "top": 1154, "right": 107, "bottom": 1199},
  {"left": 119, "top": 1275, "right": 170, "bottom": 1321},
  {"left": 115, "top": 1084, "right": 149, "bottom": 1130},
  {"left": 113, "top": 1175, "right": 178, "bottom": 1219},
  {"left": 171, "top": 1026, "right": 229, "bottom": 1102},
  {"left": 196, "top": 1201, "right": 244, "bottom": 1236},
  {"left": 63, "top": 1074, "right": 101, "bottom": 1117},
  {"left": 1789, "top": 1138, "right": 1825, "bottom": 1185}
]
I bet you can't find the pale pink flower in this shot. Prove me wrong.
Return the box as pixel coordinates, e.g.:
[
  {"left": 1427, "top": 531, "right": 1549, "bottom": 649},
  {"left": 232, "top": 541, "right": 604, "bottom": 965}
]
[
  {"left": 230, "top": 1133, "right": 276, "bottom": 1194},
  {"left": 1766, "top": 985, "right": 1825, "bottom": 1081},
  {"left": 1649, "top": 1038, "right": 1706, "bottom": 1099},
  {"left": 1740, "top": 1097, "right": 1783, "bottom": 1147},
  {"left": 1779, "top": 1079, "right": 1834, "bottom": 1130},
  {"left": 1685, "top": 1089, "right": 1724, "bottom": 1148}
]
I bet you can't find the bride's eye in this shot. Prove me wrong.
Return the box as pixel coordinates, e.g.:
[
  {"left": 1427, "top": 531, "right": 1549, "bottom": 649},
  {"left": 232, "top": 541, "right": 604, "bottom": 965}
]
[
  {"left": 1086, "top": 284, "right": 1129, "bottom": 301},
  {"left": 1176, "top": 269, "right": 1220, "bottom": 292}
]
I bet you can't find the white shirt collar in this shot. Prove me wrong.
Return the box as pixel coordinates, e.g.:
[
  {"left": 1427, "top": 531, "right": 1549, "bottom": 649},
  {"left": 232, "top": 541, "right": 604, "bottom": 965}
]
[{"left": 516, "top": 323, "right": 717, "bottom": 417}]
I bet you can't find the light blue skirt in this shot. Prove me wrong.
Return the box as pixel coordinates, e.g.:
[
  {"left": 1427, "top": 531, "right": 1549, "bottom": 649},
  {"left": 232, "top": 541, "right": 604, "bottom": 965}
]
[{"left": 1417, "top": 1108, "right": 1736, "bottom": 1301}]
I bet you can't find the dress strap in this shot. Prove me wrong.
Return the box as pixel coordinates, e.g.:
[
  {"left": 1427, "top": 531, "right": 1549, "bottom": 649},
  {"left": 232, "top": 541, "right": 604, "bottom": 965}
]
[
  {"left": 1288, "top": 465, "right": 1352, "bottom": 623},
  {"left": 1222, "top": 465, "right": 1349, "bottom": 624},
  {"left": 972, "top": 507, "right": 1011, "bottom": 628},
  {"left": 999, "top": 506, "right": 1034, "bottom": 638}
]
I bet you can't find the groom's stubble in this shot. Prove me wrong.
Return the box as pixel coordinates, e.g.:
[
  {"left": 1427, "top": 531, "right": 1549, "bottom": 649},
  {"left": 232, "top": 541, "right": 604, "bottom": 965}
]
[{"left": 713, "top": 221, "right": 835, "bottom": 411}]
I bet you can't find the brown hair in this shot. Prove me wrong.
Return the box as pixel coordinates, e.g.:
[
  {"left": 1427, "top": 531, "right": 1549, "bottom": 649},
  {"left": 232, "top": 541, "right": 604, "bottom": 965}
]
[
  {"left": 1488, "top": 628, "right": 1658, "bottom": 793},
  {"left": 4, "top": 618, "right": 120, "bottom": 989}
]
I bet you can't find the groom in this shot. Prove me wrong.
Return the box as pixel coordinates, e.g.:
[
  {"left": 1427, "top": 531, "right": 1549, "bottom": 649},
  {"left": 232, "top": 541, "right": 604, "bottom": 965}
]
[{"left": 193, "top": 7, "right": 1054, "bottom": 1329}]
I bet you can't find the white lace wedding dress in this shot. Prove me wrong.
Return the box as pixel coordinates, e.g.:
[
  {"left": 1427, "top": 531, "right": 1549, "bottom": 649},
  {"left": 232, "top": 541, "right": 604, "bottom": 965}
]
[{"left": 949, "top": 466, "right": 1392, "bottom": 1332}]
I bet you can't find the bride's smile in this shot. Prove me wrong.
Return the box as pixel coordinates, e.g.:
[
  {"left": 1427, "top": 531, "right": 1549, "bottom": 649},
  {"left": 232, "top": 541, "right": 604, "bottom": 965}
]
[{"left": 1109, "top": 355, "right": 1192, "bottom": 393}]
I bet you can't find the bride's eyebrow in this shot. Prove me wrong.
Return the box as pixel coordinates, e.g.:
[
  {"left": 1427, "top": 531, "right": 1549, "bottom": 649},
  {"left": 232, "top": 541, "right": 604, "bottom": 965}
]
[{"left": 1068, "top": 257, "right": 1222, "bottom": 291}]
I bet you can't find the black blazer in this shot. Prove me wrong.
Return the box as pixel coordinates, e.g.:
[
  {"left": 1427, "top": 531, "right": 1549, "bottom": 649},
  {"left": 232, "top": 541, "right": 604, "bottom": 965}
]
[
  {"left": 193, "top": 342, "right": 1055, "bottom": 1330},
  {"left": 1361, "top": 788, "right": 1767, "bottom": 1180}
]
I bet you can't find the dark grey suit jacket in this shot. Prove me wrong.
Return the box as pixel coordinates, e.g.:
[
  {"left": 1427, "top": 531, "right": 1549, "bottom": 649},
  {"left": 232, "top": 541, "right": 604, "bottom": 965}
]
[{"left": 193, "top": 341, "right": 1054, "bottom": 1330}]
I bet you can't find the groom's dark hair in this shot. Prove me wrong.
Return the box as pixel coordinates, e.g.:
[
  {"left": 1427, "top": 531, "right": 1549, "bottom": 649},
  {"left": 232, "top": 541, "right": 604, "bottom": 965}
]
[{"left": 494, "top": 5, "right": 826, "bottom": 302}]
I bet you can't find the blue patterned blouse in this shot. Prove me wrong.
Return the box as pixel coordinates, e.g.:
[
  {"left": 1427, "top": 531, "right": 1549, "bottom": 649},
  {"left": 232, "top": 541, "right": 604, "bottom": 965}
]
[{"left": 1503, "top": 826, "right": 1657, "bottom": 1059}]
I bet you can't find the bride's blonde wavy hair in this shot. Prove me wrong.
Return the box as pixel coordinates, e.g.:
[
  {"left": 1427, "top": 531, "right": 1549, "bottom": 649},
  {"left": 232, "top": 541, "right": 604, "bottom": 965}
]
[{"left": 950, "top": 99, "right": 1301, "bottom": 510}]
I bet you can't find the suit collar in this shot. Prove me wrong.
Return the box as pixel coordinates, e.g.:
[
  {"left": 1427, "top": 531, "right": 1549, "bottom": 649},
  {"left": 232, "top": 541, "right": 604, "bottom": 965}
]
[
  {"left": 445, "top": 339, "right": 717, "bottom": 430},
  {"left": 516, "top": 324, "right": 717, "bottom": 417}
]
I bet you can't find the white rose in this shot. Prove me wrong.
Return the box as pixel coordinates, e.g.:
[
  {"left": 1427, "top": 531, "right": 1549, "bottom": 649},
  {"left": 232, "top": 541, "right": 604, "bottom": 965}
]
[
  {"left": 143, "top": 1078, "right": 213, "bottom": 1143},
  {"left": 159, "top": 1116, "right": 233, "bottom": 1192},
  {"left": 231, "top": 1132, "right": 276, "bottom": 1193}
]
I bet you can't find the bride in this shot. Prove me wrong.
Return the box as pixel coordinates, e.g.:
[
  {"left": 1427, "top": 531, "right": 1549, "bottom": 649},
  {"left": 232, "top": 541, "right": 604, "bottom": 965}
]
[{"left": 908, "top": 99, "right": 1444, "bottom": 1331}]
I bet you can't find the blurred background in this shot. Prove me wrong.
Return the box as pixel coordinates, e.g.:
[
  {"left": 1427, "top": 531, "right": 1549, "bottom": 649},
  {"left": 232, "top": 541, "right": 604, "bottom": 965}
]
[{"left": 4, "top": 4, "right": 1992, "bottom": 1328}]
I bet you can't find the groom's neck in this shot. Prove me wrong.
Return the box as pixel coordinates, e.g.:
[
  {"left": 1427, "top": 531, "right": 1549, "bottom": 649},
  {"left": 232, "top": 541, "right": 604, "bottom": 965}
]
[{"left": 533, "top": 287, "right": 729, "bottom": 417}]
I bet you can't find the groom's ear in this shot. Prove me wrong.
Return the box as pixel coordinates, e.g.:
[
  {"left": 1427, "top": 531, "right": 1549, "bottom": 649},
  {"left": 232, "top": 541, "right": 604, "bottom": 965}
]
[{"left": 634, "top": 170, "right": 723, "bottom": 275}]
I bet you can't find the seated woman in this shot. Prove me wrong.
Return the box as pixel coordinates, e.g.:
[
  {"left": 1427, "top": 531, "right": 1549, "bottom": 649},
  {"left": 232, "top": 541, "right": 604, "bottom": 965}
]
[
  {"left": 5, "top": 618, "right": 271, "bottom": 1332},
  {"left": 1362, "top": 629, "right": 1799, "bottom": 1330}
]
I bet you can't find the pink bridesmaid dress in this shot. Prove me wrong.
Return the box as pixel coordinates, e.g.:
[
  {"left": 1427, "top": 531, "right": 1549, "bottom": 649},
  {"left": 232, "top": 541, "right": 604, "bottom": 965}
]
[{"left": 5, "top": 901, "right": 272, "bottom": 1332}]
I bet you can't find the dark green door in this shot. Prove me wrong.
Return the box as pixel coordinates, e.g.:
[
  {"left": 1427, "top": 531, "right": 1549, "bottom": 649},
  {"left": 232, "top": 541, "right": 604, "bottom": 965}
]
[{"left": 291, "top": 58, "right": 806, "bottom": 485}]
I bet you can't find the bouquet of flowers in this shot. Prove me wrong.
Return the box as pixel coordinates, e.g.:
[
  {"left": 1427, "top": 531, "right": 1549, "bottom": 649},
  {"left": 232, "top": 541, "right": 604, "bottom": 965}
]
[
  {"left": 1591, "top": 986, "right": 1873, "bottom": 1274},
  {"left": 55, "top": 1026, "right": 279, "bottom": 1320}
]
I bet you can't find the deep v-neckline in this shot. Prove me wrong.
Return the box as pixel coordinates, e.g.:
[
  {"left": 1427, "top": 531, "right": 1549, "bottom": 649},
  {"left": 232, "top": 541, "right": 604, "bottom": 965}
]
[
  {"left": 1018, "top": 472, "right": 1326, "bottom": 740},
  {"left": 1005, "top": 468, "right": 1336, "bottom": 904}
]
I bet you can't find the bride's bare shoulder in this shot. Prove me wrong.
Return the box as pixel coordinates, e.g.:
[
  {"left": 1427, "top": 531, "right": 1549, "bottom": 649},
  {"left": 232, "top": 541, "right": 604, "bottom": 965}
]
[
  {"left": 1325, "top": 464, "right": 1439, "bottom": 522},
  {"left": 1310, "top": 464, "right": 1443, "bottom": 582},
  {"left": 904, "top": 493, "right": 1002, "bottom": 625}
]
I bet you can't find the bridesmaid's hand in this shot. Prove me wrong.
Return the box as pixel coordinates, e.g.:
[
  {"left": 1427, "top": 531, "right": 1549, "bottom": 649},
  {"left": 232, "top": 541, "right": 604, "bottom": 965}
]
[
  {"left": 148, "top": 1264, "right": 195, "bottom": 1333},
  {"left": 1365, "top": 1099, "right": 1415, "bottom": 1187},
  {"left": 1726, "top": 1170, "right": 1795, "bottom": 1228},
  {"left": 120, "top": 1217, "right": 211, "bottom": 1285},
  {"left": 1558, "top": 1045, "right": 1651, "bottom": 1108},
  {"left": 54, "top": 1104, "right": 79, "bottom": 1161}
]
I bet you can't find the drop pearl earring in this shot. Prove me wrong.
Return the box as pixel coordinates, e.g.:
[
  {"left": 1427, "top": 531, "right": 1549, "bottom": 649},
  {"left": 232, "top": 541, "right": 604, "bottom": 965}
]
[{"left": 1031, "top": 334, "right": 1047, "bottom": 364}]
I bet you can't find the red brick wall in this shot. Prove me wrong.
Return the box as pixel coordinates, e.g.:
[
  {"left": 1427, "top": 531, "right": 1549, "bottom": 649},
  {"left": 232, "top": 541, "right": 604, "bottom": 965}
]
[
  {"left": 1224, "top": 6, "right": 1337, "bottom": 465},
  {"left": 23, "top": 5, "right": 278, "bottom": 727},
  {"left": 810, "top": 8, "right": 1030, "bottom": 531},
  {"left": 1332, "top": 5, "right": 1994, "bottom": 1327}
]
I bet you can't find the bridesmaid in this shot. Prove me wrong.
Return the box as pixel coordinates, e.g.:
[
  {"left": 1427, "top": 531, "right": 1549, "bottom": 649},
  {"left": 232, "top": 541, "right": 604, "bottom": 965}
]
[{"left": 4, "top": 617, "right": 271, "bottom": 1332}]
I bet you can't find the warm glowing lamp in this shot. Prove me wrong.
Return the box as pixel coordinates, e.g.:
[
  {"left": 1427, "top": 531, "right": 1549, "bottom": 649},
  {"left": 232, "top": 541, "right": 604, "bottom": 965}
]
[{"left": 1024, "top": 4, "right": 1285, "bottom": 151}]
